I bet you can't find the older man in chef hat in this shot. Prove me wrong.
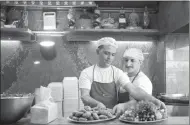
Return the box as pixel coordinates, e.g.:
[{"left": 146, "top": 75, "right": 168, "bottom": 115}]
[
  {"left": 118, "top": 48, "right": 153, "bottom": 103},
  {"left": 79, "top": 37, "right": 166, "bottom": 116}
]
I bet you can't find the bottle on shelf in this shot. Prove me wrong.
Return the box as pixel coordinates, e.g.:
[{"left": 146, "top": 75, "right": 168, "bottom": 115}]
[
  {"left": 67, "top": 7, "right": 75, "bottom": 29},
  {"left": 118, "top": 7, "right": 126, "bottom": 29},
  {"left": 143, "top": 6, "right": 150, "bottom": 29},
  {"left": 93, "top": 6, "right": 101, "bottom": 19}
]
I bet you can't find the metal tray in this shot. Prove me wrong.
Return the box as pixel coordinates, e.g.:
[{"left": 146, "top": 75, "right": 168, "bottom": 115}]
[
  {"left": 119, "top": 117, "right": 168, "bottom": 124},
  {"left": 67, "top": 115, "right": 116, "bottom": 123}
]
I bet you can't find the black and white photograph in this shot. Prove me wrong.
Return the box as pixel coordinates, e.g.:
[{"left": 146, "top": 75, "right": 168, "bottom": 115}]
[{"left": 0, "top": 0, "right": 189, "bottom": 125}]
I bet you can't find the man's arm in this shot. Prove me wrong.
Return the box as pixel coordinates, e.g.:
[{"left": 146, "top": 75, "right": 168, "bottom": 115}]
[
  {"left": 122, "top": 83, "right": 160, "bottom": 107},
  {"left": 117, "top": 70, "right": 166, "bottom": 110},
  {"left": 81, "top": 88, "right": 106, "bottom": 108}
]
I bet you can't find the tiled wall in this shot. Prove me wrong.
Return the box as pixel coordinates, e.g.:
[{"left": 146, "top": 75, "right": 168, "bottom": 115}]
[
  {"left": 157, "top": 1, "right": 189, "bottom": 32},
  {"left": 160, "top": 33, "right": 189, "bottom": 116},
  {"left": 161, "top": 34, "right": 189, "bottom": 94}
]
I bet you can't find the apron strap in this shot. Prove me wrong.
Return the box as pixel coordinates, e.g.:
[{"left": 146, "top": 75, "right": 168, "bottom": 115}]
[
  {"left": 131, "top": 70, "right": 141, "bottom": 83},
  {"left": 111, "top": 66, "right": 119, "bottom": 103},
  {"left": 92, "top": 65, "right": 96, "bottom": 82},
  {"left": 118, "top": 70, "right": 141, "bottom": 103}
]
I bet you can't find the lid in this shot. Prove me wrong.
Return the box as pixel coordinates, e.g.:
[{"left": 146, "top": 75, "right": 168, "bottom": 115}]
[{"left": 48, "top": 82, "right": 63, "bottom": 87}]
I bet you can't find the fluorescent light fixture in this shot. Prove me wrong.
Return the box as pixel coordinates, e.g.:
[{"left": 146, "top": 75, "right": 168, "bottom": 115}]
[
  {"left": 33, "top": 31, "right": 68, "bottom": 36},
  {"left": 90, "top": 41, "right": 152, "bottom": 46},
  {"left": 36, "top": 33, "right": 64, "bottom": 37},
  {"left": 34, "top": 61, "right": 40, "bottom": 65},
  {"left": 91, "top": 41, "right": 152, "bottom": 43},
  {"left": 39, "top": 41, "right": 55, "bottom": 47},
  {"left": 1, "top": 40, "right": 21, "bottom": 43},
  {"left": 116, "top": 41, "right": 152, "bottom": 44}
]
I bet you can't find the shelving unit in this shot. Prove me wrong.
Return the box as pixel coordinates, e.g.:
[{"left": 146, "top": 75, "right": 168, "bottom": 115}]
[
  {"left": 69, "top": 29, "right": 159, "bottom": 33},
  {"left": 65, "top": 28, "right": 160, "bottom": 41},
  {"left": 0, "top": 28, "right": 160, "bottom": 42},
  {"left": 1, "top": 28, "right": 36, "bottom": 42}
]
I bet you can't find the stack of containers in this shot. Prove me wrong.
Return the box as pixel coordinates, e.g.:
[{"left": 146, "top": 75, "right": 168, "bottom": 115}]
[
  {"left": 78, "top": 89, "right": 84, "bottom": 109},
  {"left": 63, "top": 77, "right": 80, "bottom": 117},
  {"left": 48, "top": 82, "right": 63, "bottom": 118}
]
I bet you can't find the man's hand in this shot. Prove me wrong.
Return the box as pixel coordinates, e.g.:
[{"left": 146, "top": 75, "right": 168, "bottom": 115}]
[
  {"left": 97, "top": 102, "right": 106, "bottom": 109},
  {"left": 112, "top": 103, "right": 125, "bottom": 117},
  {"left": 154, "top": 99, "right": 167, "bottom": 111}
]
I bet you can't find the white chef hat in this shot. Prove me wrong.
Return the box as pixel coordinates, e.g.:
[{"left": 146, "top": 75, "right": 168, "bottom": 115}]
[
  {"left": 97, "top": 37, "right": 118, "bottom": 49},
  {"left": 123, "top": 48, "right": 144, "bottom": 61}
]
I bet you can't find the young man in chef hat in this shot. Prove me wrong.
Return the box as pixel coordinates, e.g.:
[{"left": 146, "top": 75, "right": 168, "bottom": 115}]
[
  {"left": 118, "top": 48, "right": 153, "bottom": 103},
  {"left": 79, "top": 37, "right": 165, "bottom": 116}
]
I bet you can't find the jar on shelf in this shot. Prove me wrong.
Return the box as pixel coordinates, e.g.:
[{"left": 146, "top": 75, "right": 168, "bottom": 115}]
[
  {"left": 127, "top": 9, "right": 141, "bottom": 29},
  {"left": 118, "top": 7, "right": 126, "bottom": 29}
]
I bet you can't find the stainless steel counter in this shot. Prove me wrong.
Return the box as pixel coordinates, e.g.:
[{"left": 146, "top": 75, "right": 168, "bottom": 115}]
[{"left": 5, "top": 116, "right": 189, "bottom": 125}]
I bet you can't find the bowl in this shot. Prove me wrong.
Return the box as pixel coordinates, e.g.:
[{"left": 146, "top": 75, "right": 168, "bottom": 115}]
[
  {"left": 0, "top": 94, "right": 34, "bottom": 124},
  {"left": 158, "top": 93, "right": 189, "bottom": 104}
]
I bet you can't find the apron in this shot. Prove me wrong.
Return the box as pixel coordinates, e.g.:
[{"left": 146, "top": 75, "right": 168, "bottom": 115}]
[
  {"left": 118, "top": 70, "right": 140, "bottom": 103},
  {"left": 90, "top": 65, "right": 118, "bottom": 109}
]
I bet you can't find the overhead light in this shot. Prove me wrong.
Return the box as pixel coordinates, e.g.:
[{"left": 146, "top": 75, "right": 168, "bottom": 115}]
[
  {"left": 40, "top": 41, "right": 56, "bottom": 60},
  {"left": 34, "top": 61, "right": 40, "bottom": 65},
  {"left": 40, "top": 41, "right": 55, "bottom": 47}
]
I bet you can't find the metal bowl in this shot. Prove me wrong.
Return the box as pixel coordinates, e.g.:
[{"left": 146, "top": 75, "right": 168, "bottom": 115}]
[
  {"left": 0, "top": 95, "right": 34, "bottom": 124},
  {"left": 158, "top": 93, "right": 189, "bottom": 104}
]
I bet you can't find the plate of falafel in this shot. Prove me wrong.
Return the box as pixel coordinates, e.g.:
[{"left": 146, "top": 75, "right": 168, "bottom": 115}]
[{"left": 67, "top": 106, "right": 116, "bottom": 123}]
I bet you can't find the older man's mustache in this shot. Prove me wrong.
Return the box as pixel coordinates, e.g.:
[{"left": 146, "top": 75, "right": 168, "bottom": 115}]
[{"left": 125, "top": 66, "right": 133, "bottom": 68}]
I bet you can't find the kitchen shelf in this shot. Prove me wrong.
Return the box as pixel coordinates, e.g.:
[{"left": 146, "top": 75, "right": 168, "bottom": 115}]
[
  {"left": 65, "top": 28, "right": 160, "bottom": 41},
  {"left": 1, "top": 28, "right": 36, "bottom": 42},
  {"left": 1, "top": 1, "right": 96, "bottom": 9},
  {"left": 68, "top": 28, "right": 159, "bottom": 34}
]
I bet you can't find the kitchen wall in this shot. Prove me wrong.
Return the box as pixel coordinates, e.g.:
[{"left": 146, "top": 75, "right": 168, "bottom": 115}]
[
  {"left": 1, "top": 8, "right": 164, "bottom": 95},
  {"left": 1, "top": 35, "right": 164, "bottom": 95},
  {"left": 157, "top": 1, "right": 189, "bottom": 32},
  {"left": 160, "top": 33, "right": 189, "bottom": 94},
  {"left": 159, "top": 33, "right": 189, "bottom": 116}
]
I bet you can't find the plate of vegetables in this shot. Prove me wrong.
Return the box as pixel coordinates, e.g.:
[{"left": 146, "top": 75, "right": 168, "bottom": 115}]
[
  {"left": 119, "top": 101, "right": 168, "bottom": 124},
  {"left": 67, "top": 106, "right": 116, "bottom": 123}
]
